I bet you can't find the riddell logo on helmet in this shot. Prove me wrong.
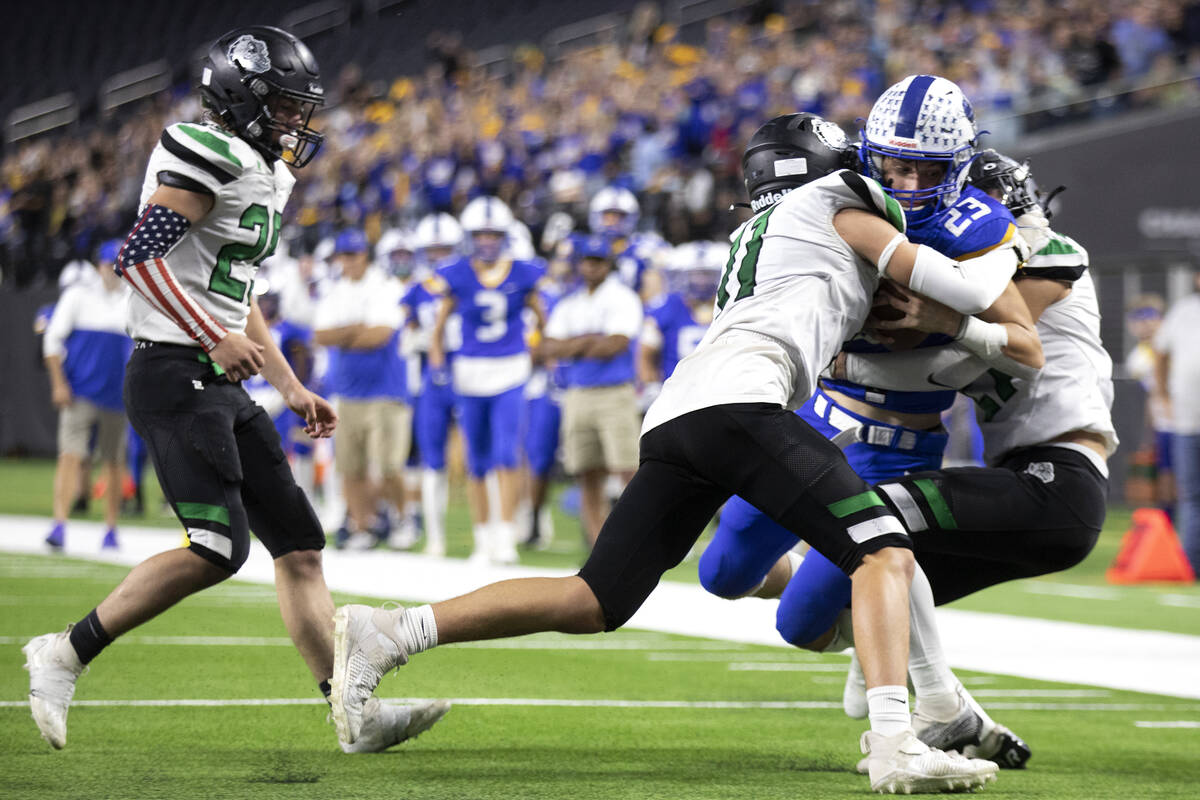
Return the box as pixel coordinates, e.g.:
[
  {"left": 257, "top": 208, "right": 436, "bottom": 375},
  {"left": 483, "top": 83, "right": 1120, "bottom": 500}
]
[
  {"left": 887, "top": 138, "right": 919, "bottom": 149},
  {"left": 751, "top": 188, "right": 793, "bottom": 211}
]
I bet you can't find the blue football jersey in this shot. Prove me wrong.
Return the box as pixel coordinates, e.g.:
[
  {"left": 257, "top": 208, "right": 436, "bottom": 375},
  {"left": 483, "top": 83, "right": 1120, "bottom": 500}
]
[
  {"left": 437, "top": 257, "right": 544, "bottom": 358},
  {"left": 646, "top": 292, "right": 709, "bottom": 379},
  {"left": 822, "top": 185, "right": 1017, "bottom": 414}
]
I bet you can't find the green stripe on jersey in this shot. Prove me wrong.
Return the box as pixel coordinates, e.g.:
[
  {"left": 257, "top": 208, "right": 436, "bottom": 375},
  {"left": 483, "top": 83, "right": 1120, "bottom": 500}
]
[
  {"left": 839, "top": 172, "right": 906, "bottom": 233},
  {"left": 913, "top": 479, "right": 957, "bottom": 530},
  {"left": 176, "top": 502, "right": 230, "bottom": 527},
  {"left": 177, "top": 124, "right": 243, "bottom": 170},
  {"left": 1037, "top": 235, "right": 1080, "bottom": 256},
  {"left": 827, "top": 490, "right": 885, "bottom": 518}
]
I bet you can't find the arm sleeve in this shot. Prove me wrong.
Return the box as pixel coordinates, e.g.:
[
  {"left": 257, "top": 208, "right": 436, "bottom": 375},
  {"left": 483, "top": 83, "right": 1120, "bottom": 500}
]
[
  {"left": 841, "top": 346, "right": 992, "bottom": 391},
  {"left": 907, "top": 244, "right": 1018, "bottom": 316},
  {"left": 42, "top": 288, "right": 79, "bottom": 358},
  {"left": 842, "top": 340, "right": 1038, "bottom": 392},
  {"left": 117, "top": 204, "right": 228, "bottom": 351}
]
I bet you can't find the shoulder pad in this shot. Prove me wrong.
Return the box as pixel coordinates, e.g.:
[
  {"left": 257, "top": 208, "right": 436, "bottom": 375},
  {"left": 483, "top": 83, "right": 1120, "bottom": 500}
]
[
  {"left": 158, "top": 123, "right": 249, "bottom": 189},
  {"left": 820, "top": 170, "right": 907, "bottom": 233},
  {"left": 953, "top": 218, "right": 1016, "bottom": 260},
  {"left": 1017, "top": 230, "right": 1088, "bottom": 281}
]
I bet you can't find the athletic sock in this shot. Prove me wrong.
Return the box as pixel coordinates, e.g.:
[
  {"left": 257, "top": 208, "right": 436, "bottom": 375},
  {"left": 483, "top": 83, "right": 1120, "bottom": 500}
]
[
  {"left": 68, "top": 608, "right": 112, "bottom": 665},
  {"left": 422, "top": 468, "right": 448, "bottom": 554},
  {"left": 389, "top": 604, "right": 438, "bottom": 655},
  {"left": 819, "top": 608, "right": 855, "bottom": 653},
  {"left": 471, "top": 523, "right": 491, "bottom": 558},
  {"left": 907, "top": 564, "right": 960, "bottom": 719},
  {"left": 866, "top": 685, "right": 911, "bottom": 737},
  {"left": 318, "top": 679, "right": 332, "bottom": 703}
]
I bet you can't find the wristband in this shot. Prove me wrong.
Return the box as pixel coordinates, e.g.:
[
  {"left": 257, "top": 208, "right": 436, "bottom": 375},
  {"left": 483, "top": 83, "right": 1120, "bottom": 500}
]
[
  {"left": 875, "top": 232, "right": 906, "bottom": 278},
  {"left": 954, "top": 315, "right": 1008, "bottom": 360}
]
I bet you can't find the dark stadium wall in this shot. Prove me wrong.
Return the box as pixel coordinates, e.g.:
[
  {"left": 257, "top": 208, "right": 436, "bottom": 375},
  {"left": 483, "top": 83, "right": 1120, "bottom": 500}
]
[
  {"left": 0, "top": 288, "right": 58, "bottom": 456},
  {"left": 1012, "top": 105, "right": 1200, "bottom": 265}
]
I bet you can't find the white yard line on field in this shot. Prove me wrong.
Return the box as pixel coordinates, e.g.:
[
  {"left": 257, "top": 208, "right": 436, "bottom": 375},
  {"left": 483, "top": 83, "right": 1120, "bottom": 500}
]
[
  {"left": 3, "top": 515, "right": 1200, "bottom": 699},
  {"left": 1, "top": 696, "right": 1197, "bottom": 712}
]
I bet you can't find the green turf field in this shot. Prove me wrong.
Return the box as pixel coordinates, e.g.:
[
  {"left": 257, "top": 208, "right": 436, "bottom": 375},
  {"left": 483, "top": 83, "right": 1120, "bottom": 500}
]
[
  {"left": 3, "top": 457, "right": 1200, "bottom": 798},
  {"left": 3, "top": 553, "right": 1200, "bottom": 799}
]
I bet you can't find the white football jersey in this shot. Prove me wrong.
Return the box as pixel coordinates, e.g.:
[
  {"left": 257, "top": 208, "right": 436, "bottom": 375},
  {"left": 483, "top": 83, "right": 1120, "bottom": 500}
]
[
  {"left": 128, "top": 122, "right": 296, "bottom": 345},
  {"left": 967, "top": 233, "right": 1118, "bottom": 462},
  {"left": 642, "top": 171, "right": 905, "bottom": 433}
]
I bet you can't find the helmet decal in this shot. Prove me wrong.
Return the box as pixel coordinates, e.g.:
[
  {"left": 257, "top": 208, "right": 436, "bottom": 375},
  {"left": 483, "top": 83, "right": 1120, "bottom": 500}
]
[
  {"left": 227, "top": 35, "right": 271, "bottom": 74},
  {"left": 861, "top": 74, "right": 979, "bottom": 214}
]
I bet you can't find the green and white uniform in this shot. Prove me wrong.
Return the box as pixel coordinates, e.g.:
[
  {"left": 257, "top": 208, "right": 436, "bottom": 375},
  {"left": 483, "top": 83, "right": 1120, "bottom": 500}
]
[
  {"left": 128, "top": 122, "right": 292, "bottom": 347},
  {"left": 642, "top": 170, "right": 904, "bottom": 434}
]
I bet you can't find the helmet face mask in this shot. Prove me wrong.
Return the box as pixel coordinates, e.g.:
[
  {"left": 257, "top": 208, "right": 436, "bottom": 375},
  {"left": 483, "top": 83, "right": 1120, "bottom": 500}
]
[
  {"left": 200, "top": 26, "right": 325, "bottom": 168},
  {"left": 741, "top": 113, "right": 856, "bottom": 212},
  {"left": 964, "top": 149, "right": 1040, "bottom": 216},
  {"left": 588, "top": 187, "right": 640, "bottom": 236},
  {"left": 861, "top": 74, "right": 977, "bottom": 213}
]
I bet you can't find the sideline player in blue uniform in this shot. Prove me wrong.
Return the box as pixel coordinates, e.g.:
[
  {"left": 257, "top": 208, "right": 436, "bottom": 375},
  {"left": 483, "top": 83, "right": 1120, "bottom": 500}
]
[
  {"left": 431, "top": 197, "right": 545, "bottom": 564},
  {"left": 697, "top": 76, "right": 1033, "bottom": 762},
  {"left": 402, "top": 212, "right": 464, "bottom": 556},
  {"left": 638, "top": 241, "right": 722, "bottom": 394}
]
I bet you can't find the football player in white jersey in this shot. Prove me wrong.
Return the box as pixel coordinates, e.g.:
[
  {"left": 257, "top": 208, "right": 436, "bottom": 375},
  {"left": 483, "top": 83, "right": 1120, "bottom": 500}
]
[
  {"left": 827, "top": 151, "right": 1113, "bottom": 765},
  {"left": 22, "top": 26, "right": 447, "bottom": 754},
  {"left": 329, "top": 113, "right": 1038, "bottom": 793}
]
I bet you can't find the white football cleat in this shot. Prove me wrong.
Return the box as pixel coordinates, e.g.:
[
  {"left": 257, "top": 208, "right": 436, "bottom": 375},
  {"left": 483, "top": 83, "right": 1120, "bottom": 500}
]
[
  {"left": 23, "top": 629, "right": 85, "bottom": 749},
  {"left": 330, "top": 605, "right": 409, "bottom": 746},
  {"left": 861, "top": 728, "right": 998, "bottom": 794},
  {"left": 843, "top": 650, "right": 868, "bottom": 719},
  {"left": 340, "top": 696, "right": 451, "bottom": 754}
]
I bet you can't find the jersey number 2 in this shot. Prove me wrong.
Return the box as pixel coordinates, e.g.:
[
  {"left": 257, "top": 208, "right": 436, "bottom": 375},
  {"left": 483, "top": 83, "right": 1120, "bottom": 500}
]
[
  {"left": 209, "top": 203, "right": 282, "bottom": 303},
  {"left": 943, "top": 197, "right": 991, "bottom": 237}
]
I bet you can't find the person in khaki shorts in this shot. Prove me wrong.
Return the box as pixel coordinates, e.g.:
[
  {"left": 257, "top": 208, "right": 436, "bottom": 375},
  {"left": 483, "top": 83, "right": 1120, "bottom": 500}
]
[
  {"left": 43, "top": 240, "right": 132, "bottom": 551},
  {"left": 314, "top": 229, "right": 410, "bottom": 548},
  {"left": 541, "top": 235, "right": 643, "bottom": 547}
]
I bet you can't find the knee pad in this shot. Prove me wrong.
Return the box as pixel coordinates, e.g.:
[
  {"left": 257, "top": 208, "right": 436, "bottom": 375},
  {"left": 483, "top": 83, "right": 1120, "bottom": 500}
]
[
  {"left": 776, "top": 550, "right": 851, "bottom": 647},
  {"left": 186, "top": 527, "right": 248, "bottom": 573}
]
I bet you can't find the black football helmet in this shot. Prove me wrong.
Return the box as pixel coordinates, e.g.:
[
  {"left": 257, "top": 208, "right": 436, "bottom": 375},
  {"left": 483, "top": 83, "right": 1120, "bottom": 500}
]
[
  {"left": 965, "top": 149, "right": 1041, "bottom": 216},
  {"left": 742, "top": 113, "right": 857, "bottom": 212},
  {"left": 200, "top": 26, "right": 325, "bottom": 167}
]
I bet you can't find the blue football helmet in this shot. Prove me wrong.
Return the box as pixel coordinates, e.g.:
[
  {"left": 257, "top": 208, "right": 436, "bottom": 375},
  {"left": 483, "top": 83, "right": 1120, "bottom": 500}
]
[{"left": 860, "top": 74, "right": 978, "bottom": 213}]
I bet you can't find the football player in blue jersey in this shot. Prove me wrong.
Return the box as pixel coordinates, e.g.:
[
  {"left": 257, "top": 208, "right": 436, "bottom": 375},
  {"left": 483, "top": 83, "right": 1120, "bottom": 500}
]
[
  {"left": 431, "top": 197, "right": 546, "bottom": 564},
  {"left": 402, "top": 213, "right": 465, "bottom": 556},
  {"left": 638, "top": 241, "right": 722, "bottom": 396},
  {"left": 584, "top": 186, "right": 669, "bottom": 300},
  {"left": 697, "top": 75, "right": 1037, "bottom": 763}
]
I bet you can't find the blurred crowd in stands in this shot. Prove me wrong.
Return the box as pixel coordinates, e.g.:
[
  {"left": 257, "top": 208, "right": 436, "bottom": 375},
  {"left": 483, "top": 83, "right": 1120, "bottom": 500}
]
[{"left": 4, "top": 0, "right": 1200, "bottom": 288}]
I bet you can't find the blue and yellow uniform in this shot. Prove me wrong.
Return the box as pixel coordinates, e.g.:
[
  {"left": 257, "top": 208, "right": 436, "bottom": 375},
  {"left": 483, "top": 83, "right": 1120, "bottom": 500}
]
[
  {"left": 437, "top": 255, "right": 544, "bottom": 478},
  {"left": 644, "top": 291, "right": 710, "bottom": 379},
  {"left": 699, "top": 185, "right": 1016, "bottom": 644},
  {"left": 402, "top": 277, "right": 460, "bottom": 472}
]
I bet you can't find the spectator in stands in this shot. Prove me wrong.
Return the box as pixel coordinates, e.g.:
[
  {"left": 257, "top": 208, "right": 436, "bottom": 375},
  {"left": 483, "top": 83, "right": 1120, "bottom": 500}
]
[
  {"left": 313, "top": 229, "right": 407, "bottom": 549},
  {"left": 541, "top": 235, "right": 642, "bottom": 548},
  {"left": 1154, "top": 272, "right": 1200, "bottom": 573},
  {"left": 42, "top": 240, "right": 131, "bottom": 551}
]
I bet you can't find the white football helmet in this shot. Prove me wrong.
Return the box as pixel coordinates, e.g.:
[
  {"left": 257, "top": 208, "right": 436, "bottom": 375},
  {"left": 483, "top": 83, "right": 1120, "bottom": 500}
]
[
  {"left": 588, "top": 186, "right": 640, "bottom": 236},
  {"left": 413, "top": 213, "right": 464, "bottom": 251},
  {"left": 666, "top": 241, "right": 723, "bottom": 303},
  {"left": 459, "top": 196, "right": 515, "bottom": 234},
  {"left": 861, "top": 74, "right": 978, "bottom": 212}
]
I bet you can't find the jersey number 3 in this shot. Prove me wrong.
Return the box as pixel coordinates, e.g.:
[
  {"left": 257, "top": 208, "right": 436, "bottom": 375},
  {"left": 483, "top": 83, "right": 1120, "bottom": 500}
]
[
  {"left": 943, "top": 197, "right": 991, "bottom": 237},
  {"left": 209, "top": 203, "right": 282, "bottom": 303}
]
